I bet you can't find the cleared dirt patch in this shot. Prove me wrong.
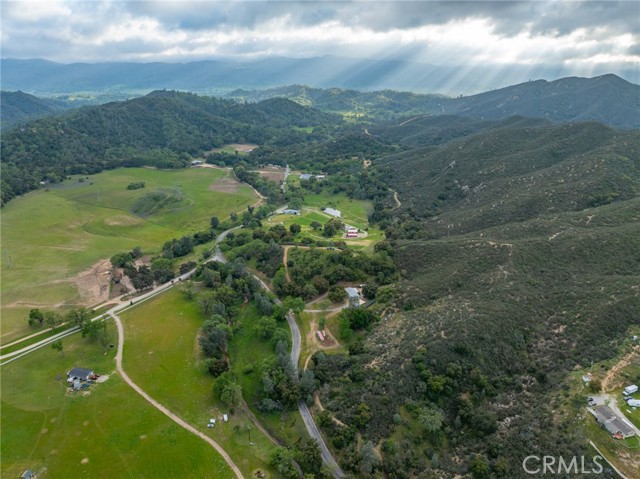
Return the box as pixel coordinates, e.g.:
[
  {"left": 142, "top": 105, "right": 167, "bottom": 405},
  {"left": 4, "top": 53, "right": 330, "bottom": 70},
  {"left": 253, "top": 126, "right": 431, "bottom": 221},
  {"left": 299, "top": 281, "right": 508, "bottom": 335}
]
[
  {"left": 251, "top": 168, "right": 285, "bottom": 184},
  {"left": 71, "top": 258, "right": 113, "bottom": 306},
  {"left": 209, "top": 177, "right": 241, "bottom": 193}
]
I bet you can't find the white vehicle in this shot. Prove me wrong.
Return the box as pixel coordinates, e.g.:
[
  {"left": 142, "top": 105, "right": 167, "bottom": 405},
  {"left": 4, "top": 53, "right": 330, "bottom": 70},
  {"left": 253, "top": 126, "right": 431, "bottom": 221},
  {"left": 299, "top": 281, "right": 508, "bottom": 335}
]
[{"left": 223, "top": 414, "right": 229, "bottom": 422}]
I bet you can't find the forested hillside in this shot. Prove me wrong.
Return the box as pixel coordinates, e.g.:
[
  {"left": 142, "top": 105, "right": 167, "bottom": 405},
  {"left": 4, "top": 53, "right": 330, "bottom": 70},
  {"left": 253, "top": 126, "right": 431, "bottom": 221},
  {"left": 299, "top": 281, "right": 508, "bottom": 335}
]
[
  {"left": 0, "top": 90, "right": 72, "bottom": 129},
  {"left": 0, "top": 91, "right": 341, "bottom": 205},
  {"left": 378, "top": 120, "right": 640, "bottom": 236},
  {"left": 227, "top": 75, "right": 640, "bottom": 128},
  {"left": 309, "top": 118, "right": 639, "bottom": 478}
]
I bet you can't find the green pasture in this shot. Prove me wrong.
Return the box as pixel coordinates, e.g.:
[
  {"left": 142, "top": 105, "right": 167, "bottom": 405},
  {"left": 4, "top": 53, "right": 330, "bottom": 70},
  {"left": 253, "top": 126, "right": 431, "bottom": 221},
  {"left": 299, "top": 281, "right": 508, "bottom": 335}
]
[
  {"left": 302, "top": 193, "right": 372, "bottom": 229},
  {"left": 119, "top": 288, "right": 277, "bottom": 477},
  {"left": 1, "top": 167, "right": 257, "bottom": 343},
  {"left": 0, "top": 321, "right": 234, "bottom": 479},
  {"left": 228, "top": 304, "right": 308, "bottom": 445}
]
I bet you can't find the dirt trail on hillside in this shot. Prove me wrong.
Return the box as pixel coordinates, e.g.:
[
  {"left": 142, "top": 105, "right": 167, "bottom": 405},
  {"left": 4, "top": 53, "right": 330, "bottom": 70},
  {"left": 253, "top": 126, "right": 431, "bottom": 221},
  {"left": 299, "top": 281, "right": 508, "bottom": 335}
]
[{"left": 602, "top": 346, "right": 639, "bottom": 392}]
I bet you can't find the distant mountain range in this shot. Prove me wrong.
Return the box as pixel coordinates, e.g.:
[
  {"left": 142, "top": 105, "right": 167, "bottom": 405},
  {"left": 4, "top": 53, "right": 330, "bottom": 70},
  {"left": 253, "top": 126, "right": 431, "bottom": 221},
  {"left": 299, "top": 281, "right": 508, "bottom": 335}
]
[
  {"left": 3, "top": 57, "right": 639, "bottom": 97},
  {"left": 228, "top": 75, "right": 640, "bottom": 128},
  {"left": 3, "top": 73, "right": 639, "bottom": 130}
]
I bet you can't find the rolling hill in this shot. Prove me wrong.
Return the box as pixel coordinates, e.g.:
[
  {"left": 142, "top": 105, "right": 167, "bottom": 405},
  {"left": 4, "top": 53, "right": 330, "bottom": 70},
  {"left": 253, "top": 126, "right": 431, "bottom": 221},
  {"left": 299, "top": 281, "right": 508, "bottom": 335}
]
[
  {"left": 311, "top": 117, "right": 639, "bottom": 478},
  {"left": 228, "top": 75, "right": 640, "bottom": 128},
  {"left": 0, "top": 90, "right": 72, "bottom": 129},
  {"left": 0, "top": 91, "right": 341, "bottom": 205}
]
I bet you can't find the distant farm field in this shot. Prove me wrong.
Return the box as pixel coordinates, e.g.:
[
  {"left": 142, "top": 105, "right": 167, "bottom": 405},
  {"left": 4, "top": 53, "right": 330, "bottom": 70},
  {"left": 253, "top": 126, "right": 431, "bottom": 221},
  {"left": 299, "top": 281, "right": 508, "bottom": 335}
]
[
  {"left": 0, "top": 320, "right": 234, "bottom": 479},
  {"left": 1, "top": 167, "right": 258, "bottom": 343}
]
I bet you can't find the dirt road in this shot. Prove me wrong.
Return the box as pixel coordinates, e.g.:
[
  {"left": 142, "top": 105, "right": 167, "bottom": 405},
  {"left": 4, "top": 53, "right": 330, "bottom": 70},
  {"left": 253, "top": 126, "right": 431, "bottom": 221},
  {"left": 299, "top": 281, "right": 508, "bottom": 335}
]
[{"left": 111, "top": 310, "right": 243, "bottom": 478}]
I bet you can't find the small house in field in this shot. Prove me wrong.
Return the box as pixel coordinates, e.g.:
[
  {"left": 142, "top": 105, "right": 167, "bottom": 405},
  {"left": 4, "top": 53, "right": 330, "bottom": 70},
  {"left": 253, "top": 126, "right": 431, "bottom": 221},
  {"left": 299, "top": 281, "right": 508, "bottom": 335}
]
[
  {"left": 345, "top": 287, "right": 361, "bottom": 308},
  {"left": 324, "top": 207, "right": 341, "bottom": 218},
  {"left": 21, "top": 470, "right": 34, "bottom": 479},
  {"left": 627, "top": 399, "right": 640, "bottom": 407},
  {"left": 68, "top": 367, "right": 94, "bottom": 382},
  {"left": 624, "top": 385, "right": 638, "bottom": 395},
  {"left": 282, "top": 209, "right": 300, "bottom": 215},
  {"left": 316, "top": 330, "right": 326, "bottom": 342},
  {"left": 300, "top": 174, "right": 312, "bottom": 180},
  {"left": 345, "top": 227, "right": 358, "bottom": 238},
  {"left": 191, "top": 160, "right": 203, "bottom": 166}
]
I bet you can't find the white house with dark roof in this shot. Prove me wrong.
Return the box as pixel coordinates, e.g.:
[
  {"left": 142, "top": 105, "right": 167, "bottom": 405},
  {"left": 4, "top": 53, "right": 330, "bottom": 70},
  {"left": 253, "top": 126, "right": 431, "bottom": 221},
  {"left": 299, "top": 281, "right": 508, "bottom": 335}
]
[{"left": 67, "top": 367, "right": 94, "bottom": 381}]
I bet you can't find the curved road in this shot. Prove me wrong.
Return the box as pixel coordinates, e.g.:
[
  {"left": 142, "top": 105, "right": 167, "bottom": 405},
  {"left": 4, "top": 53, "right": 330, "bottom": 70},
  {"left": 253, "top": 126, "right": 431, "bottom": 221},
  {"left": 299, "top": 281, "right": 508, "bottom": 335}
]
[{"left": 2, "top": 223, "right": 344, "bottom": 478}]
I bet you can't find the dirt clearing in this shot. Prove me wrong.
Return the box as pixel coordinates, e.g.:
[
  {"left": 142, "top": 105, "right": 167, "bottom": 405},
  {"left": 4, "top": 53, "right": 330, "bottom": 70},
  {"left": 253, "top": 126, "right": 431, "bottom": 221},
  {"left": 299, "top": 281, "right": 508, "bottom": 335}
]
[
  {"left": 209, "top": 177, "right": 241, "bottom": 193},
  {"left": 251, "top": 168, "right": 285, "bottom": 183},
  {"left": 70, "top": 259, "right": 113, "bottom": 306}
]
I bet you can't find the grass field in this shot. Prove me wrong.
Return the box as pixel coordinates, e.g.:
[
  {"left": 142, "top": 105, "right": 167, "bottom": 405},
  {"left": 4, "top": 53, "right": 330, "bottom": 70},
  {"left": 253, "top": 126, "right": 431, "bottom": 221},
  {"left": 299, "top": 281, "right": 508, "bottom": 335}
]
[
  {"left": 0, "top": 320, "right": 235, "bottom": 479},
  {"left": 119, "top": 288, "right": 278, "bottom": 477},
  {"left": 1, "top": 167, "right": 258, "bottom": 343},
  {"left": 301, "top": 192, "right": 373, "bottom": 230},
  {"left": 228, "top": 305, "right": 308, "bottom": 445}
]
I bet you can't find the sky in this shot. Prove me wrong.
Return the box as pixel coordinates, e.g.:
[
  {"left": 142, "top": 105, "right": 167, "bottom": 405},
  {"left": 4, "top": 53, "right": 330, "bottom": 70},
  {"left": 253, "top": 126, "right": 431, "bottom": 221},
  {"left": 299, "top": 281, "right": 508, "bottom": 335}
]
[{"left": 1, "top": 0, "right": 639, "bottom": 82}]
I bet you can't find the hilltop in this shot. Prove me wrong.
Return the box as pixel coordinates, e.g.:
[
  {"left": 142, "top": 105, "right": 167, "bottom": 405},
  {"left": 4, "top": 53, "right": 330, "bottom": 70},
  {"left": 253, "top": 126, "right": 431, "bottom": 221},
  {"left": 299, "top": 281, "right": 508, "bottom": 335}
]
[{"left": 0, "top": 90, "right": 72, "bottom": 129}]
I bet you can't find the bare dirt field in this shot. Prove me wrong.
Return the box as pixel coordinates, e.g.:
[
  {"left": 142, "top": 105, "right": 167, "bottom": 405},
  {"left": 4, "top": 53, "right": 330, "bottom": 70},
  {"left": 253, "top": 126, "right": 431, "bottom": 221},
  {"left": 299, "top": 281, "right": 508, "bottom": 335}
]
[
  {"left": 251, "top": 168, "right": 285, "bottom": 184},
  {"left": 211, "top": 143, "right": 258, "bottom": 154},
  {"left": 208, "top": 177, "right": 241, "bottom": 193},
  {"left": 71, "top": 259, "right": 113, "bottom": 306}
]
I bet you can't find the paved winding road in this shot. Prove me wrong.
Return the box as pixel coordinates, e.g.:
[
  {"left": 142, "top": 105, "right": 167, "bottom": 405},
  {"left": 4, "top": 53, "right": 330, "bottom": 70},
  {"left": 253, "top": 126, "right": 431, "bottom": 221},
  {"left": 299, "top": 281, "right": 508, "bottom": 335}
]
[{"left": 2, "top": 223, "right": 345, "bottom": 478}]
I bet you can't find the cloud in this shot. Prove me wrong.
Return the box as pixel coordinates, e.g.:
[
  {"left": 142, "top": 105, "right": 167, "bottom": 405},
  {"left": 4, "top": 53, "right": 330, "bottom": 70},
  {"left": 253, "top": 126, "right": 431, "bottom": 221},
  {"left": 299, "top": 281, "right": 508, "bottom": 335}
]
[{"left": 1, "top": 0, "right": 637, "bottom": 81}]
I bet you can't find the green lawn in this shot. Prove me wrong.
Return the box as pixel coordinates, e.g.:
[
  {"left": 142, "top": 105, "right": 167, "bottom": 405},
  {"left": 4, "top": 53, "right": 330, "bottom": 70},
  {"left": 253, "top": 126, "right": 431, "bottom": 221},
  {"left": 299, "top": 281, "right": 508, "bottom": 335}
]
[
  {"left": 1, "top": 167, "right": 258, "bottom": 343},
  {"left": 1, "top": 320, "right": 234, "bottom": 479},
  {"left": 119, "top": 288, "right": 277, "bottom": 477}
]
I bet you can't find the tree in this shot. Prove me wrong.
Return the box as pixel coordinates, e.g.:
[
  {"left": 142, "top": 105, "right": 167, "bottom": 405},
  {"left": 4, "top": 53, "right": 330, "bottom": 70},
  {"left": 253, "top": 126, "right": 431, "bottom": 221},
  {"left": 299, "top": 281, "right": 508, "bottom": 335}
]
[
  {"left": 360, "top": 441, "right": 379, "bottom": 475},
  {"left": 214, "top": 372, "right": 242, "bottom": 407},
  {"left": 295, "top": 439, "right": 322, "bottom": 474},
  {"left": 289, "top": 223, "right": 302, "bottom": 235},
  {"left": 82, "top": 320, "right": 108, "bottom": 346},
  {"left": 470, "top": 455, "right": 490, "bottom": 479},
  {"left": 132, "top": 265, "right": 154, "bottom": 290},
  {"left": 51, "top": 340, "right": 64, "bottom": 357},
  {"left": 110, "top": 251, "right": 133, "bottom": 268},
  {"left": 28, "top": 308, "right": 44, "bottom": 327},
  {"left": 220, "top": 381, "right": 242, "bottom": 407},
  {"left": 256, "top": 316, "right": 277, "bottom": 339},
  {"left": 418, "top": 406, "right": 444, "bottom": 435},
  {"left": 283, "top": 296, "right": 305, "bottom": 314},
  {"left": 210, "top": 216, "right": 219, "bottom": 229},
  {"left": 66, "top": 307, "right": 91, "bottom": 328},
  {"left": 151, "top": 258, "right": 175, "bottom": 283},
  {"left": 131, "top": 245, "right": 143, "bottom": 258},
  {"left": 310, "top": 220, "right": 322, "bottom": 231},
  {"left": 45, "top": 311, "right": 61, "bottom": 331},
  {"left": 179, "top": 281, "right": 195, "bottom": 300},
  {"left": 270, "top": 447, "right": 298, "bottom": 479},
  {"left": 204, "top": 357, "right": 229, "bottom": 377},
  {"left": 328, "top": 286, "right": 347, "bottom": 303}
]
